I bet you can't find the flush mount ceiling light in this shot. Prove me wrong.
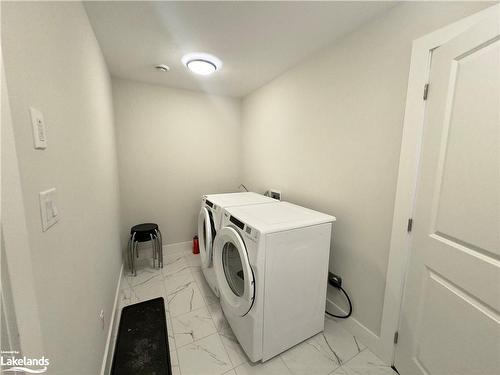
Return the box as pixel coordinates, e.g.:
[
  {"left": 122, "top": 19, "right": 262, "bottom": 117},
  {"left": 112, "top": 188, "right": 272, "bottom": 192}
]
[
  {"left": 182, "top": 53, "right": 221, "bottom": 76},
  {"left": 187, "top": 60, "right": 216, "bottom": 75}
]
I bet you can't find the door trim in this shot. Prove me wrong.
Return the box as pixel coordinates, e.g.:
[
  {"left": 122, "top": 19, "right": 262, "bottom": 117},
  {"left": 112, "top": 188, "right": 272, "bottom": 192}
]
[
  {"left": 379, "top": 3, "right": 499, "bottom": 364},
  {"left": 1, "top": 54, "right": 44, "bottom": 357}
]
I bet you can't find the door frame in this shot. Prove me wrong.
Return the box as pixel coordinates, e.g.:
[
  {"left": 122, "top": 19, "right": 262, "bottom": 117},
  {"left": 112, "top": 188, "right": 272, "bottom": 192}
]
[
  {"left": 379, "top": 3, "right": 499, "bottom": 364},
  {"left": 1, "top": 52, "right": 45, "bottom": 357}
]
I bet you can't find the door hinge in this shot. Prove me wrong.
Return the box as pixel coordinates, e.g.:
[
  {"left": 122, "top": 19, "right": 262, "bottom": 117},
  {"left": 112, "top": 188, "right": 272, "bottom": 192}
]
[
  {"left": 393, "top": 331, "right": 399, "bottom": 344},
  {"left": 407, "top": 218, "right": 413, "bottom": 233},
  {"left": 423, "top": 83, "right": 430, "bottom": 100}
]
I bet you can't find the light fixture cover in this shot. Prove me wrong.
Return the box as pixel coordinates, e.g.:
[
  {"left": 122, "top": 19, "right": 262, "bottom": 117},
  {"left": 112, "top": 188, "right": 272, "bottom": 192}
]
[
  {"left": 182, "top": 53, "right": 221, "bottom": 76},
  {"left": 186, "top": 60, "right": 216, "bottom": 75}
]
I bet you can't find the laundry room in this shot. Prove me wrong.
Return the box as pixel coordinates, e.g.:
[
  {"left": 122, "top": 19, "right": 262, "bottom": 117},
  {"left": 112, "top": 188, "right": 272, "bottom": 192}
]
[{"left": 2, "top": 1, "right": 499, "bottom": 375}]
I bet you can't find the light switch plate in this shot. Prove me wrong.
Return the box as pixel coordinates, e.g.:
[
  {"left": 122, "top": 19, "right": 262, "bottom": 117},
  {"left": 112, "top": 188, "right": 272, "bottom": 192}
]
[
  {"left": 39, "top": 188, "right": 58, "bottom": 231},
  {"left": 30, "top": 107, "right": 47, "bottom": 149}
]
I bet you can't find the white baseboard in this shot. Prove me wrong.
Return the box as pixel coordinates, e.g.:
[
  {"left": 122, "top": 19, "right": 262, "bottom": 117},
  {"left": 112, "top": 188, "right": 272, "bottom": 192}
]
[
  {"left": 100, "top": 264, "right": 123, "bottom": 375},
  {"left": 326, "top": 297, "right": 386, "bottom": 363}
]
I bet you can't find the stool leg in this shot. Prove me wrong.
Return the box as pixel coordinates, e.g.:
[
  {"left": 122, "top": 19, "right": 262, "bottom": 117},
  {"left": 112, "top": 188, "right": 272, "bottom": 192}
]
[
  {"left": 150, "top": 233, "right": 156, "bottom": 269},
  {"left": 154, "top": 235, "right": 160, "bottom": 269},
  {"left": 129, "top": 232, "right": 136, "bottom": 276},
  {"left": 158, "top": 235, "right": 162, "bottom": 268},
  {"left": 133, "top": 240, "right": 138, "bottom": 276},
  {"left": 127, "top": 236, "right": 132, "bottom": 274},
  {"left": 155, "top": 235, "right": 161, "bottom": 268},
  {"left": 155, "top": 229, "right": 163, "bottom": 268}
]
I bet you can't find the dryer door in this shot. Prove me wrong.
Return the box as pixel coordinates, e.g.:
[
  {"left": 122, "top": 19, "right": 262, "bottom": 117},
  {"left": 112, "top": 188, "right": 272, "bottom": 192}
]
[
  {"left": 198, "top": 206, "right": 215, "bottom": 268},
  {"left": 213, "top": 226, "right": 255, "bottom": 316}
]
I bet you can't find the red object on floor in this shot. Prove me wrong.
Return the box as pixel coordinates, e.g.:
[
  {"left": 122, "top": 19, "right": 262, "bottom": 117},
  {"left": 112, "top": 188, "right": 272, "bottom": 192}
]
[{"left": 193, "top": 235, "right": 199, "bottom": 254}]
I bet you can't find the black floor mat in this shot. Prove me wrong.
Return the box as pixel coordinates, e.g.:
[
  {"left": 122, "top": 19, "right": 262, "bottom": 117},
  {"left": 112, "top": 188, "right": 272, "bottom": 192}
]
[{"left": 111, "top": 297, "right": 171, "bottom": 375}]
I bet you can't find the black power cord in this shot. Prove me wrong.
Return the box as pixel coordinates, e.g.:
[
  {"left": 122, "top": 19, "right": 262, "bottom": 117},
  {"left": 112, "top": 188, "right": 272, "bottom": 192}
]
[{"left": 325, "top": 273, "right": 352, "bottom": 319}]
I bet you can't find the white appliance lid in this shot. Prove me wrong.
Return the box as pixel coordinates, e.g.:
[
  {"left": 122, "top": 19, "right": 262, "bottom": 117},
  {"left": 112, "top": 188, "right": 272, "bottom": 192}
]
[
  {"left": 225, "top": 201, "right": 336, "bottom": 233},
  {"left": 203, "top": 192, "right": 275, "bottom": 207}
]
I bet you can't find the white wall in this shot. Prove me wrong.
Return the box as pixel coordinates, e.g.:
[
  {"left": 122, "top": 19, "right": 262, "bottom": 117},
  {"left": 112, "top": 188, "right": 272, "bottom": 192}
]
[
  {"left": 112, "top": 78, "right": 241, "bottom": 245},
  {"left": 1, "top": 2, "right": 122, "bottom": 374},
  {"left": 241, "top": 2, "right": 491, "bottom": 339}
]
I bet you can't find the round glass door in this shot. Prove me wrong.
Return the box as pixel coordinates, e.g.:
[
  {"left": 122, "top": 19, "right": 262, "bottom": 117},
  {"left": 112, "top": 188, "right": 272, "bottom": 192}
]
[
  {"left": 198, "top": 207, "right": 214, "bottom": 268},
  {"left": 214, "top": 226, "right": 254, "bottom": 316},
  {"left": 222, "top": 241, "right": 245, "bottom": 296}
]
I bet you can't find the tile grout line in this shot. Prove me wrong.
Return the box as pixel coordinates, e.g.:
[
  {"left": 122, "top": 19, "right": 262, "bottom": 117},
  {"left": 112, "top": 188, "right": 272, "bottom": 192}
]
[
  {"left": 170, "top": 251, "right": 237, "bottom": 374},
  {"left": 279, "top": 354, "right": 294, "bottom": 375},
  {"left": 177, "top": 332, "right": 236, "bottom": 374},
  {"left": 167, "top": 282, "right": 182, "bottom": 375},
  {"left": 174, "top": 347, "right": 181, "bottom": 375},
  {"left": 334, "top": 338, "right": 365, "bottom": 368},
  {"left": 171, "top": 309, "right": 217, "bottom": 349},
  {"left": 212, "top": 321, "right": 240, "bottom": 372},
  {"left": 338, "top": 347, "right": 368, "bottom": 369},
  {"left": 219, "top": 334, "right": 247, "bottom": 370},
  {"left": 186, "top": 259, "right": 237, "bottom": 373},
  {"left": 168, "top": 318, "right": 180, "bottom": 375},
  {"left": 176, "top": 254, "right": 234, "bottom": 373},
  {"left": 169, "top": 250, "right": 192, "bottom": 375}
]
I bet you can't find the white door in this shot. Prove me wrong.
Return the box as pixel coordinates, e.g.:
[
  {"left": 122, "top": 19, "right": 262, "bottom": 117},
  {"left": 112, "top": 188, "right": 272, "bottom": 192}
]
[
  {"left": 213, "top": 226, "right": 255, "bottom": 316},
  {"left": 395, "top": 11, "right": 500, "bottom": 375}
]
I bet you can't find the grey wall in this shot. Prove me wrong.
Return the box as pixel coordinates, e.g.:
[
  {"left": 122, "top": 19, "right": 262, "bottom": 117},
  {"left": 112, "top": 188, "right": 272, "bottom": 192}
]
[
  {"left": 240, "top": 2, "right": 492, "bottom": 337},
  {"left": 2, "top": 2, "right": 122, "bottom": 373},
  {"left": 112, "top": 78, "right": 241, "bottom": 244}
]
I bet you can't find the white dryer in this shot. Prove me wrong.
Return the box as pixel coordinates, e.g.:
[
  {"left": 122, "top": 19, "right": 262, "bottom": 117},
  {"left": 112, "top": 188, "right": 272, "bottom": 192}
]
[
  {"left": 213, "top": 202, "right": 335, "bottom": 362},
  {"left": 198, "top": 192, "right": 276, "bottom": 297}
]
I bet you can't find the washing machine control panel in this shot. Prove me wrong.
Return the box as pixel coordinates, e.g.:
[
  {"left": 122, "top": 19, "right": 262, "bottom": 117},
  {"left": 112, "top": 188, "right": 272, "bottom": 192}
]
[
  {"left": 227, "top": 214, "right": 259, "bottom": 242},
  {"left": 244, "top": 225, "right": 259, "bottom": 242}
]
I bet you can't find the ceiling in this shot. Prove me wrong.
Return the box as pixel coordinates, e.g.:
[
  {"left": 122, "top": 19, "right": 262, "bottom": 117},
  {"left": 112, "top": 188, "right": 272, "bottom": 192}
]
[{"left": 84, "top": 1, "right": 396, "bottom": 98}]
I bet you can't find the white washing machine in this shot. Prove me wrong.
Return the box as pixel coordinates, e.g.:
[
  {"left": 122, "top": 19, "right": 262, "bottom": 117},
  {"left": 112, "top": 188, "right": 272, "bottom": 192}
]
[
  {"left": 213, "top": 202, "right": 335, "bottom": 362},
  {"left": 198, "top": 192, "right": 276, "bottom": 297}
]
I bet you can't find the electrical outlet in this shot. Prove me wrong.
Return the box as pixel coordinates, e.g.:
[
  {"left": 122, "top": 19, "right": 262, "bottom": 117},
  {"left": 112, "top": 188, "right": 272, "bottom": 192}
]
[
  {"left": 328, "top": 272, "right": 342, "bottom": 288},
  {"left": 99, "top": 309, "right": 105, "bottom": 330},
  {"left": 269, "top": 189, "right": 281, "bottom": 201}
]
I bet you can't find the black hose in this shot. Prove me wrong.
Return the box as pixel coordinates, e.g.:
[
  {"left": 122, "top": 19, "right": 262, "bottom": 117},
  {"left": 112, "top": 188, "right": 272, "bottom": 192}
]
[{"left": 325, "top": 286, "right": 352, "bottom": 319}]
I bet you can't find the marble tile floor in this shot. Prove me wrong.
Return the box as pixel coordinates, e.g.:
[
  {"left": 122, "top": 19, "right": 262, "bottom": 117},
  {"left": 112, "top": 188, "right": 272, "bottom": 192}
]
[{"left": 114, "top": 247, "right": 397, "bottom": 375}]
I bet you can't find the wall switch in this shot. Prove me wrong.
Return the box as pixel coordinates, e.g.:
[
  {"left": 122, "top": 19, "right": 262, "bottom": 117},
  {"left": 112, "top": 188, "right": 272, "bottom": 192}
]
[
  {"left": 30, "top": 107, "right": 47, "bottom": 149},
  {"left": 39, "top": 188, "right": 59, "bottom": 231}
]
